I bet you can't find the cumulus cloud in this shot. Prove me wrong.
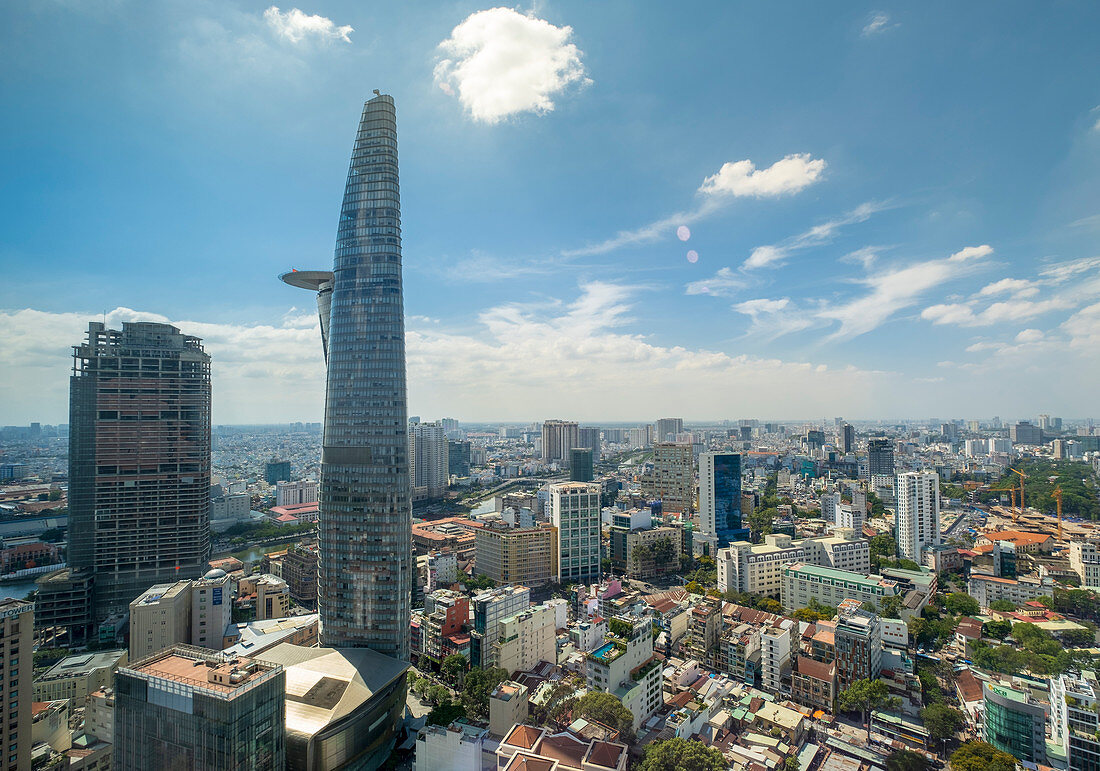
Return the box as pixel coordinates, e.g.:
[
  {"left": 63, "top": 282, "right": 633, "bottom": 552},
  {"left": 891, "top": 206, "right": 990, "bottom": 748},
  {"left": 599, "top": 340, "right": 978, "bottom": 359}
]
[
  {"left": 1015, "top": 328, "right": 1044, "bottom": 343},
  {"left": 264, "top": 6, "right": 353, "bottom": 43},
  {"left": 948, "top": 244, "right": 993, "bottom": 262},
  {"left": 564, "top": 156, "right": 829, "bottom": 258},
  {"left": 861, "top": 13, "right": 897, "bottom": 36},
  {"left": 698, "top": 154, "right": 826, "bottom": 199},
  {"left": 0, "top": 287, "right": 909, "bottom": 424},
  {"left": 434, "top": 7, "right": 588, "bottom": 124}
]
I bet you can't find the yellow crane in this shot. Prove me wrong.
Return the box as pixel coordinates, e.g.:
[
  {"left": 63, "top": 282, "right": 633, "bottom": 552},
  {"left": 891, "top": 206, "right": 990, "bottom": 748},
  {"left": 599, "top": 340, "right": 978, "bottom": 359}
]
[
  {"left": 988, "top": 484, "right": 1019, "bottom": 522},
  {"left": 1008, "top": 467, "right": 1029, "bottom": 521},
  {"left": 1054, "top": 487, "right": 1064, "bottom": 540}
]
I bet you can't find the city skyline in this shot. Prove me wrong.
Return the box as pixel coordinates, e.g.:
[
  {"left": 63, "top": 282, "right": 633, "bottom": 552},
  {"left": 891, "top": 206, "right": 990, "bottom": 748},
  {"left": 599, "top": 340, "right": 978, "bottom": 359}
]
[{"left": 3, "top": 3, "right": 1100, "bottom": 423}]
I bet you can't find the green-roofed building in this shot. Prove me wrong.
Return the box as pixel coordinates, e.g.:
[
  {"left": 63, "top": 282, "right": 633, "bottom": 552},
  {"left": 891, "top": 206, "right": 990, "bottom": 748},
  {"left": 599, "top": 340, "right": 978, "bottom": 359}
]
[{"left": 780, "top": 562, "right": 902, "bottom": 611}]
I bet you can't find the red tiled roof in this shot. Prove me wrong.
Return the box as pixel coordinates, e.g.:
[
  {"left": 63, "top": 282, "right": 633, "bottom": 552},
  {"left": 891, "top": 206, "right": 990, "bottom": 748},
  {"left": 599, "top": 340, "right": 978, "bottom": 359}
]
[
  {"left": 505, "top": 754, "right": 556, "bottom": 771},
  {"left": 505, "top": 725, "right": 543, "bottom": 750},
  {"left": 585, "top": 741, "right": 626, "bottom": 769},
  {"left": 955, "top": 669, "right": 983, "bottom": 703},
  {"left": 535, "top": 731, "right": 589, "bottom": 769}
]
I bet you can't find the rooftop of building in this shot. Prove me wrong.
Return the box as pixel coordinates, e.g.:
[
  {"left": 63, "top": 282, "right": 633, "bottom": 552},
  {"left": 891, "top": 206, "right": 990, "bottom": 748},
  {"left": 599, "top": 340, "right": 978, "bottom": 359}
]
[
  {"left": 41, "top": 649, "right": 127, "bottom": 678},
  {"left": 978, "top": 530, "right": 1054, "bottom": 546},
  {"left": 259, "top": 642, "right": 409, "bottom": 738},
  {"left": 132, "top": 580, "right": 191, "bottom": 606},
  {"left": 222, "top": 614, "right": 319, "bottom": 657},
  {"left": 784, "top": 562, "right": 897, "bottom": 589},
  {"left": 0, "top": 596, "right": 32, "bottom": 614},
  {"left": 123, "top": 646, "right": 279, "bottom": 696}
]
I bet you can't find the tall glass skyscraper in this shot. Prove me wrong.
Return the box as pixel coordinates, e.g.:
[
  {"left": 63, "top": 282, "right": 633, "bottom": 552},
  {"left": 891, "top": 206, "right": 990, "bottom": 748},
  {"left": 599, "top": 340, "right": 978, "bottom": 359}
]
[
  {"left": 282, "top": 94, "right": 411, "bottom": 658},
  {"left": 699, "top": 452, "right": 748, "bottom": 550}
]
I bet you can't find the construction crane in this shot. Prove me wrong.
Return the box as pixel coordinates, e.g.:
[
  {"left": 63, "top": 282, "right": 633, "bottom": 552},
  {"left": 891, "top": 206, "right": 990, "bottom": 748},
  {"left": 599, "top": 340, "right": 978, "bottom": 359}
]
[
  {"left": 1054, "top": 487, "right": 1064, "bottom": 540},
  {"left": 988, "top": 484, "right": 1019, "bottom": 522},
  {"left": 1009, "top": 468, "right": 1029, "bottom": 521}
]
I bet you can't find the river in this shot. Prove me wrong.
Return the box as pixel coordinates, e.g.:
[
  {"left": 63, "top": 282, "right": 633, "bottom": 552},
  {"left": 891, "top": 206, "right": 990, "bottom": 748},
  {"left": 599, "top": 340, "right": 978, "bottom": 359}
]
[{"left": 0, "top": 579, "right": 40, "bottom": 601}]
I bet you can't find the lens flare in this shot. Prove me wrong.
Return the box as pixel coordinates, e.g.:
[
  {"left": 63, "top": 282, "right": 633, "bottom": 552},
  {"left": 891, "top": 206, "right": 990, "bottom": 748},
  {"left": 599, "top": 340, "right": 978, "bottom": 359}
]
[
  {"left": 677, "top": 225, "right": 691, "bottom": 241},
  {"left": 686, "top": 250, "right": 699, "bottom": 263}
]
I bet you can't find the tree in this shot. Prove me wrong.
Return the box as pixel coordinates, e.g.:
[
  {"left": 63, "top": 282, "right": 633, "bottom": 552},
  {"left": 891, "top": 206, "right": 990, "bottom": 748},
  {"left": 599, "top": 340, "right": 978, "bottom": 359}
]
[
  {"left": 425, "top": 699, "right": 466, "bottom": 726},
  {"left": 427, "top": 684, "right": 450, "bottom": 705},
  {"left": 441, "top": 654, "right": 468, "bottom": 688},
  {"left": 988, "top": 599, "right": 1016, "bottom": 612},
  {"left": 573, "top": 691, "right": 636, "bottom": 744},
  {"left": 784, "top": 757, "right": 800, "bottom": 771},
  {"left": 885, "top": 749, "right": 930, "bottom": 771},
  {"left": 638, "top": 738, "right": 727, "bottom": 771},
  {"left": 747, "top": 507, "right": 776, "bottom": 542},
  {"left": 920, "top": 703, "right": 964, "bottom": 744},
  {"left": 838, "top": 678, "right": 901, "bottom": 741},
  {"left": 793, "top": 597, "right": 834, "bottom": 623},
  {"left": 949, "top": 741, "right": 1016, "bottom": 771},
  {"left": 879, "top": 595, "right": 903, "bottom": 619},
  {"left": 945, "top": 593, "right": 981, "bottom": 617},
  {"left": 461, "top": 666, "right": 508, "bottom": 718}
]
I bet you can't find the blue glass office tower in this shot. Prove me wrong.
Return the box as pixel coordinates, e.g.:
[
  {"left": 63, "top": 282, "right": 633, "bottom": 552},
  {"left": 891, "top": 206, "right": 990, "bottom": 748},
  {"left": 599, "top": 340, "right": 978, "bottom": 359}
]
[
  {"left": 700, "top": 452, "right": 748, "bottom": 548},
  {"left": 281, "top": 93, "right": 411, "bottom": 658}
]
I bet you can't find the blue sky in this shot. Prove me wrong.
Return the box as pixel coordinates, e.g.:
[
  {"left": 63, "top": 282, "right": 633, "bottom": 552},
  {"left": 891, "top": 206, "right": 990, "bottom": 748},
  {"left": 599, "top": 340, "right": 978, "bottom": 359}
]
[{"left": 2, "top": 1, "right": 1099, "bottom": 424}]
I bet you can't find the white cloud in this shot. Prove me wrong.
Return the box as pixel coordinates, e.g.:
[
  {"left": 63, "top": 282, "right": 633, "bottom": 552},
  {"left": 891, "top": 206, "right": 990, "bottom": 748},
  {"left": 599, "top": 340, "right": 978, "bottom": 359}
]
[
  {"left": 732, "top": 297, "right": 817, "bottom": 339},
  {"left": 948, "top": 244, "right": 993, "bottom": 262},
  {"left": 685, "top": 267, "right": 747, "bottom": 297},
  {"left": 979, "top": 278, "right": 1038, "bottom": 298},
  {"left": 922, "top": 255, "right": 1100, "bottom": 329},
  {"left": 820, "top": 245, "right": 994, "bottom": 339},
  {"left": 698, "top": 154, "right": 826, "bottom": 199},
  {"left": 1063, "top": 302, "right": 1100, "bottom": 349},
  {"left": 861, "top": 13, "right": 897, "bottom": 36},
  {"left": 263, "top": 6, "right": 352, "bottom": 43},
  {"left": 1015, "top": 328, "right": 1044, "bottom": 343},
  {"left": 743, "top": 245, "right": 789, "bottom": 270},
  {"left": 564, "top": 156, "right": 829, "bottom": 258},
  {"left": 434, "top": 7, "right": 588, "bottom": 124},
  {"left": 740, "top": 201, "right": 885, "bottom": 270}
]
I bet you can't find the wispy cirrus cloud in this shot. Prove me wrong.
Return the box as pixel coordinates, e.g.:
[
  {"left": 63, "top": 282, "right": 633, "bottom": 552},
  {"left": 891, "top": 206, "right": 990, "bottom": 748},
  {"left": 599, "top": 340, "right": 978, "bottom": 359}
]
[
  {"left": 861, "top": 12, "right": 898, "bottom": 37},
  {"left": 743, "top": 201, "right": 886, "bottom": 270},
  {"left": 564, "top": 154, "right": 827, "bottom": 257},
  {"left": 921, "top": 255, "right": 1100, "bottom": 328},
  {"left": 434, "top": 7, "right": 589, "bottom": 124}
]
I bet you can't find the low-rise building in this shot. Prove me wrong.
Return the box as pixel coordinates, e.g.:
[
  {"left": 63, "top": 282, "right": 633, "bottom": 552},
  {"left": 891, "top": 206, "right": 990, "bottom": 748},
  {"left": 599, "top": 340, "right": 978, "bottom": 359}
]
[
  {"left": 496, "top": 725, "right": 628, "bottom": 771},
  {"left": 474, "top": 524, "right": 558, "bottom": 587},
  {"left": 33, "top": 649, "right": 127, "bottom": 704},
  {"left": 1069, "top": 540, "right": 1100, "bottom": 590},
  {"left": 781, "top": 563, "right": 901, "bottom": 612},
  {"left": 968, "top": 572, "right": 1055, "bottom": 610},
  {"left": 490, "top": 681, "right": 530, "bottom": 738},
  {"left": 585, "top": 617, "right": 663, "bottom": 731},
  {"left": 495, "top": 604, "right": 558, "bottom": 675},
  {"left": 717, "top": 529, "right": 870, "bottom": 596},
  {"left": 414, "top": 722, "right": 491, "bottom": 771}
]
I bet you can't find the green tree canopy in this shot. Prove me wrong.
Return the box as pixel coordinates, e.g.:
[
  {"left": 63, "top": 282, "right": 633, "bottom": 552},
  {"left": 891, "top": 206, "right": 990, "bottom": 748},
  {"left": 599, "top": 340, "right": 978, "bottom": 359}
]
[
  {"left": 638, "top": 738, "right": 727, "bottom": 771},
  {"left": 573, "top": 691, "right": 636, "bottom": 744},
  {"left": 885, "top": 749, "right": 931, "bottom": 771},
  {"left": 461, "top": 666, "right": 508, "bottom": 718},
  {"left": 945, "top": 593, "right": 981, "bottom": 617},
  {"left": 920, "top": 703, "right": 965, "bottom": 743},
  {"left": 949, "top": 741, "right": 1016, "bottom": 771},
  {"left": 839, "top": 678, "right": 901, "bottom": 740},
  {"left": 441, "top": 654, "right": 468, "bottom": 687},
  {"left": 988, "top": 599, "right": 1016, "bottom": 612}
]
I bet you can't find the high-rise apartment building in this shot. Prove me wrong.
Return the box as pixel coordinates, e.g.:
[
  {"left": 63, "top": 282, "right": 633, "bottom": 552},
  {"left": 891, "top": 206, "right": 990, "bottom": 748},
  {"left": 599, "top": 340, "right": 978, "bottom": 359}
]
[
  {"left": 264, "top": 460, "right": 291, "bottom": 485},
  {"left": 833, "top": 599, "right": 882, "bottom": 690},
  {"left": 114, "top": 646, "right": 286, "bottom": 770},
  {"left": 69, "top": 321, "right": 211, "bottom": 619},
  {"left": 549, "top": 482, "right": 602, "bottom": 586},
  {"left": 475, "top": 524, "right": 558, "bottom": 587},
  {"left": 410, "top": 421, "right": 448, "bottom": 500},
  {"left": 0, "top": 599, "right": 32, "bottom": 771},
  {"left": 1051, "top": 672, "right": 1100, "bottom": 771},
  {"left": 655, "top": 417, "right": 684, "bottom": 443},
  {"left": 645, "top": 443, "right": 694, "bottom": 515},
  {"left": 867, "top": 438, "right": 894, "bottom": 478},
  {"left": 698, "top": 452, "right": 747, "bottom": 551},
  {"left": 578, "top": 427, "right": 601, "bottom": 461},
  {"left": 838, "top": 422, "right": 855, "bottom": 454},
  {"left": 1011, "top": 421, "right": 1043, "bottom": 445},
  {"left": 896, "top": 471, "right": 940, "bottom": 561},
  {"left": 280, "top": 94, "right": 411, "bottom": 657},
  {"left": 569, "top": 448, "right": 594, "bottom": 482},
  {"left": 275, "top": 480, "right": 318, "bottom": 507},
  {"left": 541, "top": 420, "right": 579, "bottom": 465},
  {"left": 447, "top": 440, "right": 472, "bottom": 477}
]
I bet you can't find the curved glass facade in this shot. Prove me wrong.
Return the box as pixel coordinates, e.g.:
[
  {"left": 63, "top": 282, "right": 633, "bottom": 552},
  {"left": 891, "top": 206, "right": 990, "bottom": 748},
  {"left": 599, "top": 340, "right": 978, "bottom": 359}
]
[{"left": 287, "top": 94, "right": 411, "bottom": 657}]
